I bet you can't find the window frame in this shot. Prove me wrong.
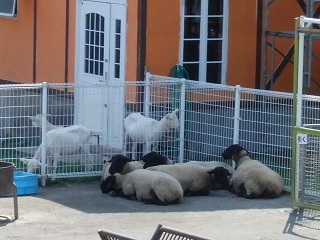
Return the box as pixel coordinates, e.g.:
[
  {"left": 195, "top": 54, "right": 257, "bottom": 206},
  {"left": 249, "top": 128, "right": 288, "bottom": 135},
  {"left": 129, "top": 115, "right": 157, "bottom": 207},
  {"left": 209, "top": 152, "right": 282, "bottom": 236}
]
[
  {"left": 0, "top": 0, "right": 17, "bottom": 18},
  {"left": 179, "top": 0, "right": 229, "bottom": 84}
]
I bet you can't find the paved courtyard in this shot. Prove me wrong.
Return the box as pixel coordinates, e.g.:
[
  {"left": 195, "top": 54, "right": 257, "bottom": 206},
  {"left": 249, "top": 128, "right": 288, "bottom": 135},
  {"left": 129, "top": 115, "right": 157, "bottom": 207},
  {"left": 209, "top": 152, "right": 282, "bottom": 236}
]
[{"left": 1, "top": 180, "right": 320, "bottom": 240}]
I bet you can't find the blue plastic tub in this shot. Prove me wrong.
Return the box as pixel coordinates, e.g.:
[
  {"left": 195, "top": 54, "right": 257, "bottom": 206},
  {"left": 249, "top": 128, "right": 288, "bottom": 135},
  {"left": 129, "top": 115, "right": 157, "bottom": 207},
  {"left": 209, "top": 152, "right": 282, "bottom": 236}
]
[{"left": 14, "top": 171, "right": 38, "bottom": 195}]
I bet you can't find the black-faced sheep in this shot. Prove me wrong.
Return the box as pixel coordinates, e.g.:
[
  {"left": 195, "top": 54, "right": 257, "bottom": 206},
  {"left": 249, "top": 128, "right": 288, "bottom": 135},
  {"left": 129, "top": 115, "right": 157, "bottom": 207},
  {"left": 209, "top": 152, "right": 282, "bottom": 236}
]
[
  {"left": 124, "top": 109, "right": 180, "bottom": 159},
  {"left": 187, "top": 161, "right": 234, "bottom": 190},
  {"left": 108, "top": 154, "right": 143, "bottom": 175},
  {"left": 100, "top": 169, "right": 183, "bottom": 205},
  {"left": 221, "top": 144, "right": 284, "bottom": 199},
  {"left": 146, "top": 163, "right": 231, "bottom": 196},
  {"left": 142, "top": 151, "right": 173, "bottom": 169}
]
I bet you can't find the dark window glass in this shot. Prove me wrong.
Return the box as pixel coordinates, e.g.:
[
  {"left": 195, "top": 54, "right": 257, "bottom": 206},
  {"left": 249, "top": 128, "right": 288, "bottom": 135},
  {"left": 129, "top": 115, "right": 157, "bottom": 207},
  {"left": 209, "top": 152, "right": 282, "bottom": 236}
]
[
  {"left": 208, "top": 0, "right": 223, "bottom": 15},
  {"left": 183, "top": 40, "right": 199, "bottom": 61},
  {"left": 100, "top": 33, "right": 104, "bottom": 47},
  {"left": 99, "top": 47, "right": 104, "bottom": 61},
  {"left": 115, "top": 49, "right": 120, "bottom": 63},
  {"left": 85, "top": 60, "right": 89, "bottom": 73},
  {"left": 95, "top": 32, "right": 100, "bottom": 45},
  {"left": 115, "top": 35, "right": 120, "bottom": 48},
  {"left": 184, "top": 64, "right": 199, "bottom": 81},
  {"left": 94, "top": 61, "right": 99, "bottom": 75},
  {"left": 184, "top": 18, "right": 200, "bottom": 39},
  {"left": 90, "top": 13, "right": 95, "bottom": 30},
  {"left": 95, "top": 14, "right": 100, "bottom": 31},
  {"left": 90, "top": 46, "right": 94, "bottom": 59},
  {"left": 90, "top": 31, "right": 94, "bottom": 45},
  {"left": 115, "top": 64, "right": 120, "bottom": 78},
  {"left": 85, "top": 45, "right": 89, "bottom": 59},
  {"left": 101, "top": 16, "right": 104, "bottom": 32},
  {"left": 185, "top": 0, "right": 201, "bottom": 15},
  {"left": 85, "top": 31, "right": 89, "bottom": 44},
  {"left": 116, "top": 20, "right": 121, "bottom": 33},
  {"left": 100, "top": 62, "right": 104, "bottom": 76},
  {"left": 207, "top": 63, "right": 221, "bottom": 83},
  {"left": 207, "top": 40, "right": 222, "bottom": 61},
  {"left": 86, "top": 14, "right": 89, "bottom": 29}
]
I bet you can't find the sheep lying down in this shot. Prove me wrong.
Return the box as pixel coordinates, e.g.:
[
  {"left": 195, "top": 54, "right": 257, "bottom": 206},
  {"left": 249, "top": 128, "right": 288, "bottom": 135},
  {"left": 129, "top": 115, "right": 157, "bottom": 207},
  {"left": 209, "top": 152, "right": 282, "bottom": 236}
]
[
  {"left": 187, "top": 161, "right": 234, "bottom": 190},
  {"left": 146, "top": 163, "right": 231, "bottom": 196},
  {"left": 222, "top": 144, "right": 284, "bottom": 199},
  {"left": 100, "top": 169, "right": 183, "bottom": 205},
  {"left": 106, "top": 152, "right": 173, "bottom": 177}
]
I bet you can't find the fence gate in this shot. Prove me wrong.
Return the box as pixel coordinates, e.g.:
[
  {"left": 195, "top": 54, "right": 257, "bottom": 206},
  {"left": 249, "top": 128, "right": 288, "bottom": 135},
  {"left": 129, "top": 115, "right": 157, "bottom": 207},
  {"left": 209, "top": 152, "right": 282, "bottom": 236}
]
[{"left": 292, "top": 16, "right": 320, "bottom": 211}]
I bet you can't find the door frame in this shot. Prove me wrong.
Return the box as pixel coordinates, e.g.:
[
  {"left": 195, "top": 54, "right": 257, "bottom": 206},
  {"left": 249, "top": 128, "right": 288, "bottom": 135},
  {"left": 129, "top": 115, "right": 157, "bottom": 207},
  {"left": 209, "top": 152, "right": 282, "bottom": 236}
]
[{"left": 74, "top": 0, "right": 127, "bottom": 85}]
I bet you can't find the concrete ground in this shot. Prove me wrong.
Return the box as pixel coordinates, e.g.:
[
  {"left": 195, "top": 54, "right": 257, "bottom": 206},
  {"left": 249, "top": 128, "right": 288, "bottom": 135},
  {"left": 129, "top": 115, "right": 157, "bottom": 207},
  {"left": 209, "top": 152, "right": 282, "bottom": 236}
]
[{"left": 1, "top": 180, "right": 320, "bottom": 240}]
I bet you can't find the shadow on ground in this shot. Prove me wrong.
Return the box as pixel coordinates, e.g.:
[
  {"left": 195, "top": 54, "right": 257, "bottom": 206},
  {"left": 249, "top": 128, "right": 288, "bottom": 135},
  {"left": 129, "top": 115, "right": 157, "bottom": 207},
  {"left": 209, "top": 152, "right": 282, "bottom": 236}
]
[
  {"left": 24, "top": 180, "right": 292, "bottom": 214},
  {"left": 283, "top": 208, "right": 320, "bottom": 240}
]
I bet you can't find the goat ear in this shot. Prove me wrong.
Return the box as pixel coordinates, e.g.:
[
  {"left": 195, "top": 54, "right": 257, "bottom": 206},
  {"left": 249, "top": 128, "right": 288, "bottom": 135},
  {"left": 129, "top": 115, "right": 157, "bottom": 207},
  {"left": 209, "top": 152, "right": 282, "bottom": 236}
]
[{"left": 172, "top": 109, "right": 179, "bottom": 114}]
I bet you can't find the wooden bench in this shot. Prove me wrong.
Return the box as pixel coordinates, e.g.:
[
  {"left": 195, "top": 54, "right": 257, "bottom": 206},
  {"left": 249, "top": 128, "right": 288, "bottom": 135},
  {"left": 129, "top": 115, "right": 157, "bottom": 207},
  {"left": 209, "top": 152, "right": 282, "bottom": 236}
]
[{"left": 98, "top": 224, "right": 212, "bottom": 240}]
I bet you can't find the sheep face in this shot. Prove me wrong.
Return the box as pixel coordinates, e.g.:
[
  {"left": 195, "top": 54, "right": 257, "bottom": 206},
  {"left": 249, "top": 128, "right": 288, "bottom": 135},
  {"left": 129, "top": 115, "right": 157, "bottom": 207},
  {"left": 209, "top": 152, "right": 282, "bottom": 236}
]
[
  {"left": 221, "top": 144, "right": 249, "bottom": 161},
  {"left": 108, "top": 154, "right": 133, "bottom": 175},
  {"left": 100, "top": 175, "right": 117, "bottom": 193},
  {"left": 208, "top": 167, "right": 231, "bottom": 190},
  {"left": 142, "top": 151, "right": 172, "bottom": 169}
]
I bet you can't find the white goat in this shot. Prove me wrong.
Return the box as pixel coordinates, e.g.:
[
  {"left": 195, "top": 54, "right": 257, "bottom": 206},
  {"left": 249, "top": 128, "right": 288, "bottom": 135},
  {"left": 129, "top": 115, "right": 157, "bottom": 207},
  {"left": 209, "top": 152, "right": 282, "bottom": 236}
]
[
  {"left": 124, "top": 109, "right": 180, "bottom": 159},
  {"left": 21, "top": 125, "right": 102, "bottom": 177}
]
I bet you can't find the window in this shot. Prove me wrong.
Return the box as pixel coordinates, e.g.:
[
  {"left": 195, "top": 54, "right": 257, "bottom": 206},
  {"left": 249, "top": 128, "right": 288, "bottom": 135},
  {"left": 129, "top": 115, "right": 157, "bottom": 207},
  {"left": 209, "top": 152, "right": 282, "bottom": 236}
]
[
  {"left": 84, "top": 13, "right": 105, "bottom": 76},
  {"left": 180, "top": 0, "right": 228, "bottom": 84},
  {"left": 0, "top": 0, "right": 17, "bottom": 18},
  {"left": 114, "top": 19, "right": 121, "bottom": 79}
]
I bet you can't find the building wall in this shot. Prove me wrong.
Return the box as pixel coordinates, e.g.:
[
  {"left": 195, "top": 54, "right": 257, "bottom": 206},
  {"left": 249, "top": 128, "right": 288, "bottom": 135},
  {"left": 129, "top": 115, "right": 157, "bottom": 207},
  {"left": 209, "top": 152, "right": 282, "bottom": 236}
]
[
  {"left": 145, "top": 0, "right": 180, "bottom": 76},
  {"left": 1, "top": 0, "right": 320, "bottom": 94},
  {"left": 0, "top": 1, "right": 34, "bottom": 83},
  {"left": 227, "top": 1, "right": 257, "bottom": 88}
]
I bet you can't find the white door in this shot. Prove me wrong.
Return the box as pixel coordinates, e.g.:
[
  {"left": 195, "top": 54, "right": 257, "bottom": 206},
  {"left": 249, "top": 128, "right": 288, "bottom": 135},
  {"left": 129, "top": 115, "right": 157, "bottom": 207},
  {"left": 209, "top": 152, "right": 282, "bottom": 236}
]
[{"left": 75, "top": 0, "right": 126, "bottom": 150}]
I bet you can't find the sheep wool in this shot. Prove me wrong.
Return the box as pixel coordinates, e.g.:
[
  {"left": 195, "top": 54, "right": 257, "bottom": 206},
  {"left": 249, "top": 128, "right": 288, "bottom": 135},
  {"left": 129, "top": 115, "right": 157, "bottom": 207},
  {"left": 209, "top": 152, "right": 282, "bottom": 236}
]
[
  {"left": 100, "top": 169, "right": 183, "bottom": 205},
  {"left": 222, "top": 144, "right": 284, "bottom": 199},
  {"left": 146, "top": 163, "right": 231, "bottom": 196}
]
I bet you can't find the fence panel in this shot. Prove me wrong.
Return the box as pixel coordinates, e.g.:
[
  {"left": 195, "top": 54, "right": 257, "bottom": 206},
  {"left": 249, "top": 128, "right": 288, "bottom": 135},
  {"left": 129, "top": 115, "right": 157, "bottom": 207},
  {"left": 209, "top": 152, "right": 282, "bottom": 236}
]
[{"left": 2, "top": 74, "right": 320, "bottom": 193}]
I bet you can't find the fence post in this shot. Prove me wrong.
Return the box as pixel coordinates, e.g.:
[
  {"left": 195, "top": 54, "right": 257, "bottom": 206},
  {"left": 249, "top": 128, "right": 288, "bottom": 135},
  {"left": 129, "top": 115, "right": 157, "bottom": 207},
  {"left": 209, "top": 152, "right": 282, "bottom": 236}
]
[
  {"left": 178, "top": 79, "right": 186, "bottom": 163},
  {"left": 232, "top": 85, "right": 241, "bottom": 169},
  {"left": 40, "top": 82, "right": 48, "bottom": 186},
  {"left": 144, "top": 72, "right": 151, "bottom": 117}
]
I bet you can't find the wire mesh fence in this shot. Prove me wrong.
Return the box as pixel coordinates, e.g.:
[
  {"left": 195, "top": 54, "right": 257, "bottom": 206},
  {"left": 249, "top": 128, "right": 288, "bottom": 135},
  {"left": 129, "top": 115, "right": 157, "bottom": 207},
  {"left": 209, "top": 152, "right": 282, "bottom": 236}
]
[{"left": 1, "top": 73, "right": 319, "bottom": 192}]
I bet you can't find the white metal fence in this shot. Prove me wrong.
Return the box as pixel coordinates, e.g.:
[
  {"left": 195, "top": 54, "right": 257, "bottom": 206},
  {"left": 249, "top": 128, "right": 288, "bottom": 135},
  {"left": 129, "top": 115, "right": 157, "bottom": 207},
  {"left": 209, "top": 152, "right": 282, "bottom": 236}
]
[{"left": 0, "top": 73, "right": 314, "bottom": 189}]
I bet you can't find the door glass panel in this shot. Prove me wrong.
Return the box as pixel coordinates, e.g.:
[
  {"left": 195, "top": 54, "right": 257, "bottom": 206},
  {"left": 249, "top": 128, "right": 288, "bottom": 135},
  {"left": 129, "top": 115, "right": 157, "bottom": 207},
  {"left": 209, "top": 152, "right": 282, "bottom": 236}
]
[
  {"left": 207, "top": 63, "right": 221, "bottom": 83},
  {"left": 184, "top": 63, "right": 199, "bottom": 81},
  {"left": 207, "top": 40, "right": 222, "bottom": 61},
  {"left": 183, "top": 40, "right": 199, "bottom": 61},
  {"left": 184, "top": 17, "right": 200, "bottom": 38},
  {"left": 84, "top": 13, "right": 105, "bottom": 76},
  {"left": 114, "top": 19, "right": 121, "bottom": 79},
  {"left": 181, "top": 0, "right": 227, "bottom": 83},
  {"left": 185, "top": 0, "right": 201, "bottom": 15},
  {"left": 208, "top": 0, "right": 223, "bottom": 15}
]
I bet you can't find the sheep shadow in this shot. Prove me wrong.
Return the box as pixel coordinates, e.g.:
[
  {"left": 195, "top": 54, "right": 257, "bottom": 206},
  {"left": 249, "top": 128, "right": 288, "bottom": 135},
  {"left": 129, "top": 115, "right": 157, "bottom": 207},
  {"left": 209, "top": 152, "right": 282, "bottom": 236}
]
[
  {"left": 283, "top": 208, "right": 320, "bottom": 240},
  {"left": 32, "top": 180, "right": 291, "bottom": 214}
]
